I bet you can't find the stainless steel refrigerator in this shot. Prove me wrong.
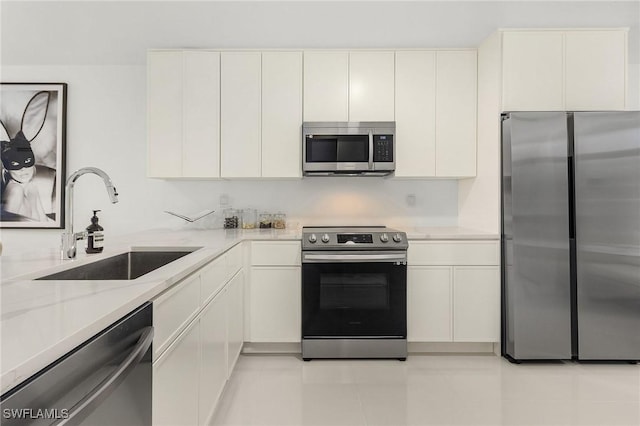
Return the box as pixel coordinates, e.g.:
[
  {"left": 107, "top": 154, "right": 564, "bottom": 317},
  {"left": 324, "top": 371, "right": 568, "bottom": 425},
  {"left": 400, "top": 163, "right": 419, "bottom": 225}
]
[{"left": 501, "top": 111, "right": 640, "bottom": 361}]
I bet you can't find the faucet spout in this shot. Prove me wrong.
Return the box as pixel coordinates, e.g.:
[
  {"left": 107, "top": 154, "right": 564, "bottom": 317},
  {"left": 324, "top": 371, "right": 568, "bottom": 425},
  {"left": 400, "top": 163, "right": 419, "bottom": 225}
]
[{"left": 61, "top": 167, "right": 118, "bottom": 259}]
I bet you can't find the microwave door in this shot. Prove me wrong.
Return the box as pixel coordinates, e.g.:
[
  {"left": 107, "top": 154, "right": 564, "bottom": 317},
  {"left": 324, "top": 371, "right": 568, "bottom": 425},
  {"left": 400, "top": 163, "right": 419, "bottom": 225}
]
[{"left": 305, "top": 135, "right": 370, "bottom": 172}]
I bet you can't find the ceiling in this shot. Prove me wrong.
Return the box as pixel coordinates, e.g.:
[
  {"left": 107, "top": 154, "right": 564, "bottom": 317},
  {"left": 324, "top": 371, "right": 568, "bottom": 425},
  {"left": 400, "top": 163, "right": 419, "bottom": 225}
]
[{"left": 1, "top": 1, "right": 638, "bottom": 66}]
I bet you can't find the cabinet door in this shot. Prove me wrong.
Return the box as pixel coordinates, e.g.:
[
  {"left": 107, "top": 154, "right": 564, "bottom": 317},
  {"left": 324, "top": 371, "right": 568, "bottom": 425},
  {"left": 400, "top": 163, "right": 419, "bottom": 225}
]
[
  {"left": 262, "top": 52, "right": 303, "bottom": 178},
  {"left": 183, "top": 51, "right": 220, "bottom": 178},
  {"left": 147, "top": 51, "right": 182, "bottom": 178},
  {"left": 227, "top": 270, "right": 244, "bottom": 374},
  {"left": 349, "top": 51, "right": 395, "bottom": 121},
  {"left": 394, "top": 51, "right": 436, "bottom": 177},
  {"left": 249, "top": 267, "right": 301, "bottom": 342},
  {"left": 407, "top": 267, "right": 452, "bottom": 342},
  {"left": 303, "top": 51, "right": 349, "bottom": 121},
  {"left": 199, "top": 289, "right": 228, "bottom": 425},
  {"left": 565, "top": 30, "right": 627, "bottom": 111},
  {"left": 221, "top": 52, "right": 262, "bottom": 177},
  {"left": 436, "top": 50, "right": 477, "bottom": 177},
  {"left": 502, "top": 31, "right": 564, "bottom": 111},
  {"left": 153, "top": 319, "right": 200, "bottom": 426},
  {"left": 453, "top": 266, "right": 500, "bottom": 342}
]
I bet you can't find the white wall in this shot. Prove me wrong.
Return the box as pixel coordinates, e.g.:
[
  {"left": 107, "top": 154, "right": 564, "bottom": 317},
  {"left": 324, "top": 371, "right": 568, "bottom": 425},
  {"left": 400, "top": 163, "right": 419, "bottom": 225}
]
[{"left": 1, "top": 1, "right": 638, "bottom": 255}]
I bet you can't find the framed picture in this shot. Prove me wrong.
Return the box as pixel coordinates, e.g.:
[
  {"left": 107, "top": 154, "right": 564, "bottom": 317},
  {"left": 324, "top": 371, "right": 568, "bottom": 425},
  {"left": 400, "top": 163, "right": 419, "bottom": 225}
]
[{"left": 0, "top": 83, "right": 67, "bottom": 228}]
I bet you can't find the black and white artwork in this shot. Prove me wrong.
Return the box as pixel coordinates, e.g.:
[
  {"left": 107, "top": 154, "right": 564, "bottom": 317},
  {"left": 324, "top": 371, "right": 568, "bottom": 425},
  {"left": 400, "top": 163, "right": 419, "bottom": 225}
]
[{"left": 1, "top": 83, "right": 67, "bottom": 228}]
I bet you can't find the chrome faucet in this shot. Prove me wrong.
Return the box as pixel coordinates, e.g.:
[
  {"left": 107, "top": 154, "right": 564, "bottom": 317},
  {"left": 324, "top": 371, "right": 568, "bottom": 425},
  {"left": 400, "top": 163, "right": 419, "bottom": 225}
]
[{"left": 61, "top": 167, "right": 119, "bottom": 259}]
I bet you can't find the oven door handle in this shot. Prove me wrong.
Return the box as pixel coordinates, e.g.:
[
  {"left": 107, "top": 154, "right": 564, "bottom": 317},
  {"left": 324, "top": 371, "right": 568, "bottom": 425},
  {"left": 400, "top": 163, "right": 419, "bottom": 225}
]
[{"left": 302, "top": 253, "right": 407, "bottom": 263}]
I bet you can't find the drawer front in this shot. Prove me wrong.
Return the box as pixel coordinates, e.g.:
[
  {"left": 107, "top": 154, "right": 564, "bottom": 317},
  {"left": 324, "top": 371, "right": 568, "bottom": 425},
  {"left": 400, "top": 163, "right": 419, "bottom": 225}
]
[
  {"left": 251, "top": 241, "right": 301, "bottom": 266},
  {"left": 226, "top": 243, "right": 243, "bottom": 279},
  {"left": 408, "top": 241, "right": 499, "bottom": 266},
  {"left": 153, "top": 273, "right": 201, "bottom": 359},
  {"left": 201, "top": 255, "right": 227, "bottom": 305}
]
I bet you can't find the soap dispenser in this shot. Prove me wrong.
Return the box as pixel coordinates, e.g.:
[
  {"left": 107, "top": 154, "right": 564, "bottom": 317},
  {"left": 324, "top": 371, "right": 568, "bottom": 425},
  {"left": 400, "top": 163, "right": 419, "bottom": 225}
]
[{"left": 86, "top": 210, "right": 104, "bottom": 253}]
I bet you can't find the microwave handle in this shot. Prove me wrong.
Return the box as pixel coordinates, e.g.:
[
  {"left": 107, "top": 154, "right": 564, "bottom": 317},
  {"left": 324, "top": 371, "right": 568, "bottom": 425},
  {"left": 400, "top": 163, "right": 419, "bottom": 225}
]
[{"left": 368, "top": 131, "right": 374, "bottom": 170}]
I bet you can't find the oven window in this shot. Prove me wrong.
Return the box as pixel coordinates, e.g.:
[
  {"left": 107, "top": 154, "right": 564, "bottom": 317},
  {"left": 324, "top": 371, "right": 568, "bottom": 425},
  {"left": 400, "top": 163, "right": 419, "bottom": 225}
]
[
  {"left": 319, "top": 273, "right": 389, "bottom": 310},
  {"left": 302, "top": 262, "right": 406, "bottom": 338}
]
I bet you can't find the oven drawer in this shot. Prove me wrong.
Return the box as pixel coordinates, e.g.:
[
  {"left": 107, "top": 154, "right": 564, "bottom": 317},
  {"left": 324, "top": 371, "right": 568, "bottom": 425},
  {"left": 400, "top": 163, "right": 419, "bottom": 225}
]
[
  {"left": 251, "top": 241, "right": 301, "bottom": 266},
  {"left": 408, "top": 241, "right": 499, "bottom": 265}
]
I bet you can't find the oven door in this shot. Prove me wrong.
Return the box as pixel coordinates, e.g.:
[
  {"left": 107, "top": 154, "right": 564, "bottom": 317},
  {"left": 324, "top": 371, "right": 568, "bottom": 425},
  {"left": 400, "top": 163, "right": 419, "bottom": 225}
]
[{"left": 302, "top": 251, "right": 407, "bottom": 338}]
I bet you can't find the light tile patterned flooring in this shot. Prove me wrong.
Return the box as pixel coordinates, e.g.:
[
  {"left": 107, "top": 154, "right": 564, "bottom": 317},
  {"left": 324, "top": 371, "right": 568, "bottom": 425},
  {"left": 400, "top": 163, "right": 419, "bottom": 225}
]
[{"left": 211, "top": 354, "right": 640, "bottom": 426}]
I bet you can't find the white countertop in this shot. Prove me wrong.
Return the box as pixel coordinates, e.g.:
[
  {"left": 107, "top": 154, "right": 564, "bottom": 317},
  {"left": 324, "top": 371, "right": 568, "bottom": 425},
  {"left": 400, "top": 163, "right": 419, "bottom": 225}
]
[{"left": 0, "top": 225, "right": 494, "bottom": 395}]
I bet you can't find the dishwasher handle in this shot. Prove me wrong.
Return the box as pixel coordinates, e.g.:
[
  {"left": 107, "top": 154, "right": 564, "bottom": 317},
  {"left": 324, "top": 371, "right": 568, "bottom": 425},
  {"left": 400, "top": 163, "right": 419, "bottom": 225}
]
[{"left": 53, "top": 326, "right": 154, "bottom": 426}]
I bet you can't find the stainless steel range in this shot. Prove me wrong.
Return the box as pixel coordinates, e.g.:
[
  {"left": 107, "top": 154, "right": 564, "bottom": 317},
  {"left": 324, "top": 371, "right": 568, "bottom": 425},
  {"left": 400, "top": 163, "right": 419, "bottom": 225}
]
[{"left": 301, "top": 226, "right": 408, "bottom": 360}]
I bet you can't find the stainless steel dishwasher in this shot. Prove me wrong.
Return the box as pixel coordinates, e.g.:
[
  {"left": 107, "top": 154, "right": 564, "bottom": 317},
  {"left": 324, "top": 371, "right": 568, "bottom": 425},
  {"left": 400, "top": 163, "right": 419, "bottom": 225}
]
[{"left": 0, "top": 303, "right": 153, "bottom": 426}]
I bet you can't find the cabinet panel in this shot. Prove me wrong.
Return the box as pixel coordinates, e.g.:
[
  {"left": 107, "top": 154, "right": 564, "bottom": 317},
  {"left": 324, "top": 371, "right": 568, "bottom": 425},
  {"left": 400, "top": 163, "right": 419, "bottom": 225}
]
[
  {"left": 183, "top": 51, "right": 220, "bottom": 178},
  {"left": 249, "top": 267, "right": 301, "bottom": 342},
  {"left": 407, "top": 267, "right": 452, "bottom": 342},
  {"left": 147, "top": 51, "right": 182, "bottom": 178},
  {"left": 153, "top": 273, "right": 201, "bottom": 360},
  {"left": 565, "top": 31, "right": 627, "bottom": 110},
  {"left": 153, "top": 319, "right": 200, "bottom": 426},
  {"left": 226, "top": 243, "right": 244, "bottom": 279},
  {"left": 349, "top": 51, "right": 395, "bottom": 121},
  {"left": 502, "top": 31, "right": 564, "bottom": 111},
  {"left": 408, "top": 241, "right": 500, "bottom": 266},
  {"left": 453, "top": 266, "right": 500, "bottom": 342},
  {"left": 201, "top": 255, "right": 226, "bottom": 305},
  {"left": 251, "top": 241, "right": 301, "bottom": 266},
  {"left": 221, "top": 52, "right": 262, "bottom": 177},
  {"left": 394, "top": 51, "right": 436, "bottom": 177},
  {"left": 199, "top": 289, "right": 228, "bottom": 425},
  {"left": 227, "top": 271, "right": 244, "bottom": 374},
  {"left": 262, "top": 52, "right": 303, "bottom": 178},
  {"left": 303, "top": 51, "right": 349, "bottom": 121},
  {"left": 436, "top": 51, "right": 477, "bottom": 177}
]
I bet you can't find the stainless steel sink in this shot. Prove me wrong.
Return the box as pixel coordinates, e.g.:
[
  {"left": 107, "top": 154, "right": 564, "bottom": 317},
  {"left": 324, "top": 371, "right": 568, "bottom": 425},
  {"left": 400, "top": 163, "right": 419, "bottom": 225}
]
[{"left": 37, "top": 249, "right": 201, "bottom": 280}]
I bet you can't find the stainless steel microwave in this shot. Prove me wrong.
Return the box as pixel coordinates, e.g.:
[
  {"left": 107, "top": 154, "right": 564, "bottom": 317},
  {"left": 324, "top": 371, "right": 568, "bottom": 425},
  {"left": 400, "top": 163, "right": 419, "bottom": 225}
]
[{"left": 302, "top": 122, "right": 395, "bottom": 176}]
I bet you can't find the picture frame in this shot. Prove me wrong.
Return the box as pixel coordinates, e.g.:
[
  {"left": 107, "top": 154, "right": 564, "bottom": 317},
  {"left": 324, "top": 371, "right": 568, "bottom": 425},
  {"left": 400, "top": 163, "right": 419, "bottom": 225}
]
[{"left": 1, "top": 82, "right": 67, "bottom": 229}]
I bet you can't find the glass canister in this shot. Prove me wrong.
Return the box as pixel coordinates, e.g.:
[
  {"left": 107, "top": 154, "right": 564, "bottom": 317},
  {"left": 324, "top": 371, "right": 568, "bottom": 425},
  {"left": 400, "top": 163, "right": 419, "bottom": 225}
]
[
  {"left": 241, "top": 208, "right": 257, "bottom": 229},
  {"left": 259, "top": 213, "right": 272, "bottom": 229},
  {"left": 223, "top": 208, "right": 239, "bottom": 229},
  {"left": 272, "top": 212, "right": 286, "bottom": 229}
]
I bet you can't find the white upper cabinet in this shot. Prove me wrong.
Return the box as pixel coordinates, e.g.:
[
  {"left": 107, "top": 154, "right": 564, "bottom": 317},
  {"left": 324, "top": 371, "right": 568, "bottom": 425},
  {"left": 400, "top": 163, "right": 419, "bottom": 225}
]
[
  {"left": 262, "top": 52, "right": 303, "bottom": 178},
  {"left": 220, "top": 52, "right": 262, "bottom": 178},
  {"left": 147, "top": 51, "right": 221, "bottom": 178},
  {"left": 394, "top": 50, "right": 477, "bottom": 178},
  {"left": 394, "top": 51, "right": 437, "bottom": 178},
  {"left": 349, "top": 51, "right": 395, "bottom": 122},
  {"left": 501, "top": 29, "right": 628, "bottom": 111},
  {"left": 502, "top": 31, "right": 564, "bottom": 111},
  {"left": 303, "top": 51, "right": 349, "bottom": 122},
  {"left": 564, "top": 30, "right": 627, "bottom": 111},
  {"left": 436, "top": 50, "right": 477, "bottom": 177}
]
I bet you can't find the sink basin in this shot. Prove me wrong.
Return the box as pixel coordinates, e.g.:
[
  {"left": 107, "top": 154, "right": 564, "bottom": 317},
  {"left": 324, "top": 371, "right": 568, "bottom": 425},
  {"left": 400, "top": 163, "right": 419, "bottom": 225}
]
[{"left": 37, "top": 249, "right": 201, "bottom": 281}]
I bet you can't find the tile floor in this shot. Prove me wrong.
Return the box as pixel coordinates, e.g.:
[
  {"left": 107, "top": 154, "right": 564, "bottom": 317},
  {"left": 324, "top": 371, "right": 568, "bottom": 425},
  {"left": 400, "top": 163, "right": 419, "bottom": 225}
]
[{"left": 211, "top": 353, "right": 640, "bottom": 426}]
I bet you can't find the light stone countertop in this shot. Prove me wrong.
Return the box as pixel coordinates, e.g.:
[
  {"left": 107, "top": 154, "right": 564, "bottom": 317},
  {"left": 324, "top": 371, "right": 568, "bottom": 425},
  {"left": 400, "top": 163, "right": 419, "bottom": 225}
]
[{"left": 0, "top": 225, "right": 495, "bottom": 395}]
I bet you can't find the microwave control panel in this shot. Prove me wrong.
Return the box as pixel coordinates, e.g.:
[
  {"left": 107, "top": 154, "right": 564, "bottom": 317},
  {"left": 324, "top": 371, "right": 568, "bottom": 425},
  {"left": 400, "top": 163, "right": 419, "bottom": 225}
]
[{"left": 373, "top": 135, "right": 394, "bottom": 162}]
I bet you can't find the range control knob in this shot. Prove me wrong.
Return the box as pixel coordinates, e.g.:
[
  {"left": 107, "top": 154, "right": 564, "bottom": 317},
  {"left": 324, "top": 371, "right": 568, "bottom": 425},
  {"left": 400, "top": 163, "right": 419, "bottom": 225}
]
[
  {"left": 380, "top": 233, "right": 389, "bottom": 243},
  {"left": 392, "top": 233, "right": 403, "bottom": 243},
  {"left": 321, "top": 233, "right": 330, "bottom": 243},
  {"left": 308, "top": 234, "right": 317, "bottom": 243}
]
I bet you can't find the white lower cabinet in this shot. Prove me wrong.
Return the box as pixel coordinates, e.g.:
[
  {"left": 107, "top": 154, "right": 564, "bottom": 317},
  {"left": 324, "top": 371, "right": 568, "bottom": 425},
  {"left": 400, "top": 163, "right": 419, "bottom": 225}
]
[
  {"left": 408, "top": 267, "right": 452, "bottom": 342},
  {"left": 249, "top": 267, "right": 301, "bottom": 342},
  {"left": 227, "top": 270, "right": 244, "bottom": 373},
  {"left": 153, "top": 319, "right": 200, "bottom": 426},
  {"left": 407, "top": 240, "right": 500, "bottom": 343},
  {"left": 152, "top": 244, "right": 245, "bottom": 426},
  {"left": 199, "top": 288, "right": 228, "bottom": 425}
]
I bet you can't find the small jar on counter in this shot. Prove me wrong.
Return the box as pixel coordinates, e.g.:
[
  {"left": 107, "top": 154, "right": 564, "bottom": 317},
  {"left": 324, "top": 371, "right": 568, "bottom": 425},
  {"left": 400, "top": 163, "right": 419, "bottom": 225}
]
[
  {"left": 259, "top": 213, "right": 272, "bottom": 228},
  {"left": 223, "top": 208, "right": 239, "bottom": 229},
  {"left": 241, "top": 208, "right": 257, "bottom": 229},
  {"left": 272, "top": 213, "right": 286, "bottom": 229}
]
